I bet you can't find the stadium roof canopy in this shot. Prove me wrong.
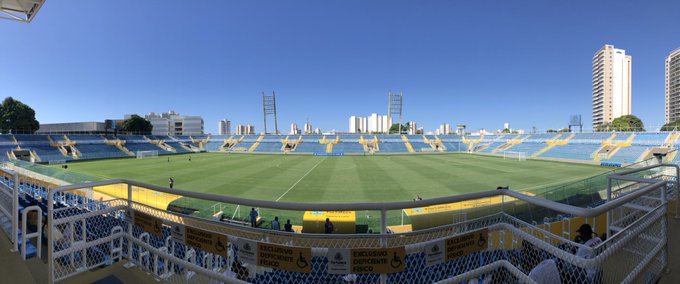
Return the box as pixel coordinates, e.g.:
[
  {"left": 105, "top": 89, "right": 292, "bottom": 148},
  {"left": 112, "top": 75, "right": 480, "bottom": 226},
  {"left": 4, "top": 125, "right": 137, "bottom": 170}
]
[{"left": 1, "top": 0, "right": 44, "bottom": 23}]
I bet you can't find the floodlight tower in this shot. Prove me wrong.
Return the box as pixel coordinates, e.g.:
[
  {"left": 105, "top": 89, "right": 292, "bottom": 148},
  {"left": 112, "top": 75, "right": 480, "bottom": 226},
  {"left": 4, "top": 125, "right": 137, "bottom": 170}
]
[
  {"left": 388, "top": 91, "right": 403, "bottom": 134},
  {"left": 262, "top": 91, "right": 279, "bottom": 134}
]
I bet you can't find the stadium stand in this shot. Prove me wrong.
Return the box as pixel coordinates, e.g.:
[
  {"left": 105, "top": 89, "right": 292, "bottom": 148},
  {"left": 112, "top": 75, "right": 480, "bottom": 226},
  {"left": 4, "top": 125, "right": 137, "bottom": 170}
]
[{"left": 0, "top": 132, "right": 679, "bottom": 166}]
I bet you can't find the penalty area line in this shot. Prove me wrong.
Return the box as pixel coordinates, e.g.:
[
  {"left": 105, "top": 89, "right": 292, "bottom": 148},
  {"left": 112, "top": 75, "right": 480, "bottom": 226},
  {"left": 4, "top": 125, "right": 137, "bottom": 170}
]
[{"left": 275, "top": 157, "right": 326, "bottom": 202}]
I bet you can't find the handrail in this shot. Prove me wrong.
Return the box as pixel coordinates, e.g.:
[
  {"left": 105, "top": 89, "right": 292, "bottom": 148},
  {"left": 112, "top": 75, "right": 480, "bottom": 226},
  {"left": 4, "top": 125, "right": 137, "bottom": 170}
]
[
  {"left": 47, "top": 163, "right": 679, "bottom": 219},
  {"left": 21, "top": 205, "right": 42, "bottom": 260}
]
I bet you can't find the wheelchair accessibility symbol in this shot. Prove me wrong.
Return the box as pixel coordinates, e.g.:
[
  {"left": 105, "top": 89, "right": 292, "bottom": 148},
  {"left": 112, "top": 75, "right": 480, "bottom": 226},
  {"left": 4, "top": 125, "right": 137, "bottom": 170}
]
[
  {"left": 153, "top": 221, "right": 162, "bottom": 235},
  {"left": 390, "top": 252, "right": 403, "bottom": 269},
  {"left": 477, "top": 233, "right": 487, "bottom": 247},
  {"left": 297, "top": 252, "right": 309, "bottom": 269},
  {"left": 215, "top": 236, "right": 226, "bottom": 253}
]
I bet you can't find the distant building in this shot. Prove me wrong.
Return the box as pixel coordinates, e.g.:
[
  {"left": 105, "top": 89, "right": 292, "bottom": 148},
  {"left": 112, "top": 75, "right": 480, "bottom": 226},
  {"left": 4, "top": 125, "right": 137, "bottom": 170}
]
[
  {"left": 408, "top": 121, "right": 417, "bottom": 135},
  {"left": 37, "top": 122, "right": 107, "bottom": 134},
  {"left": 145, "top": 111, "right": 204, "bottom": 136},
  {"left": 290, "top": 123, "right": 300, "bottom": 135},
  {"left": 438, "top": 123, "right": 451, "bottom": 135},
  {"left": 666, "top": 47, "right": 680, "bottom": 123},
  {"left": 350, "top": 114, "right": 391, "bottom": 133},
  {"left": 236, "top": 124, "right": 255, "bottom": 135},
  {"left": 314, "top": 127, "right": 321, "bottom": 134},
  {"left": 592, "top": 44, "right": 632, "bottom": 128},
  {"left": 218, "top": 119, "right": 231, "bottom": 135},
  {"left": 503, "top": 123, "right": 510, "bottom": 130},
  {"left": 303, "top": 123, "right": 312, "bottom": 134}
]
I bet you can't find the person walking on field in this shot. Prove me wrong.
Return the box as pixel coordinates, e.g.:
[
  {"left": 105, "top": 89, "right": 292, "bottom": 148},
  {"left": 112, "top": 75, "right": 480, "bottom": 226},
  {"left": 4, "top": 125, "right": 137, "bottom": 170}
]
[
  {"left": 250, "top": 208, "right": 258, "bottom": 228},
  {"left": 169, "top": 177, "right": 174, "bottom": 189}
]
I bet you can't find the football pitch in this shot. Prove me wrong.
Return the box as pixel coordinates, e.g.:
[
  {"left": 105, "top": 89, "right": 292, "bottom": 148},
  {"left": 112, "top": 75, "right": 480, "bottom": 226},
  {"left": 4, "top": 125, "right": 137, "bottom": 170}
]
[{"left": 60, "top": 152, "right": 607, "bottom": 202}]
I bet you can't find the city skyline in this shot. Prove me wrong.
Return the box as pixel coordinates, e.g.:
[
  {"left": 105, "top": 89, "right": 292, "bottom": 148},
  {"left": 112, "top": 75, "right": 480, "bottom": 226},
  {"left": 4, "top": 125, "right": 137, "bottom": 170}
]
[{"left": 2, "top": 1, "right": 679, "bottom": 133}]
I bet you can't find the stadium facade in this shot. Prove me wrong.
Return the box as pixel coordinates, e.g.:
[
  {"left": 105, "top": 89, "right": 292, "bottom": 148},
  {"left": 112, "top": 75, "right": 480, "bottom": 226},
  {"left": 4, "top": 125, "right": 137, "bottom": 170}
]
[
  {"left": 666, "top": 47, "right": 680, "bottom": 123},
  {"left": 592, "top": 44, "right": 632, "bottom": 129}
]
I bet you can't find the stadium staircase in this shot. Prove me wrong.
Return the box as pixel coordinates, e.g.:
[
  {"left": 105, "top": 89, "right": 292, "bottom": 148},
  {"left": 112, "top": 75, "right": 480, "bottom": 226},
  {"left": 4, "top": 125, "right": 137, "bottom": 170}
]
[
  {"left": 461, "top": 135, "right": 484, "bottom": 152},
  {"left": 104, "top": 138, "right": 134, "bottom": 156},
  {"left": 432, "top": 135, "right": 447, "bottom": 152},
  {"left": 666, "top": 133, "right": 680, "bottom": 161},
  {"left": 220, "top": 135, "right": 244, "bottom": 151},
  {"left": 491, "top": 134, "right": 523, "bottom": 154},
  {"left": 248, "top": 135, "right": 264, "bottom": 152},
  {"left": 319, "top": 135, "right": 339, "bottom": 153},
  {"left": 359, "top": 135, "right": 380, "bottom": 153},
  {"left": 190, "top": 135, "right": 210, "bottom": 150},
  {"left": 401, "top": 135, "right": 415, "bottom": 153},
  {"left": 593, "top": 133, "right": 635, "bottom": 161},
  {"left": 280, "top": 136, "right": 302, "bottom": 152},
  {"left": 532, "top": 133, "right": 575, "bottom": 158}
]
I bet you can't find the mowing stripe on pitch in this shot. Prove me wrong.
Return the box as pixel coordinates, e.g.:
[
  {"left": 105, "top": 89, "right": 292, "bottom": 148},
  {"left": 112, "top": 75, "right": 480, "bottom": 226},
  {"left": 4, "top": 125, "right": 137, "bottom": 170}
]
[{"left": 275, "top": 157, "right": 326, "bottom": 201}]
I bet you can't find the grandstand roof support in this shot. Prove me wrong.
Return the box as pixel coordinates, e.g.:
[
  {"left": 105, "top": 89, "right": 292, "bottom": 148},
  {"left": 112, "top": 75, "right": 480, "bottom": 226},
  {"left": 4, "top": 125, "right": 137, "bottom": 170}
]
[
  {"left": 262, "top": 91, "right": 279, "bottom": 135},
  {"left": 0, "top": 0, "right": 44, "bottom": 23}
]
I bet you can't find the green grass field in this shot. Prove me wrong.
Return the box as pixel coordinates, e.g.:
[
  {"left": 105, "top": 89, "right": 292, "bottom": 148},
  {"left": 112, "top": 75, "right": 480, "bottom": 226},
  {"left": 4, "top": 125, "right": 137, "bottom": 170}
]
[
  {"left": 54, "top": 152, "right": 609, "bottom": 231},
  {"left": 59, "top": 152, "right": 607, "bottom": 202}
]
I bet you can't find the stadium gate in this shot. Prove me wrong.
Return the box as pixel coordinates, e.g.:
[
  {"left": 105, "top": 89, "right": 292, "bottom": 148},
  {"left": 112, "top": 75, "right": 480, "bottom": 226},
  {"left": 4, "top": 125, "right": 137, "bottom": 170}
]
[{"left": 45, "top": 164, "right": 678, "bottom": 283}]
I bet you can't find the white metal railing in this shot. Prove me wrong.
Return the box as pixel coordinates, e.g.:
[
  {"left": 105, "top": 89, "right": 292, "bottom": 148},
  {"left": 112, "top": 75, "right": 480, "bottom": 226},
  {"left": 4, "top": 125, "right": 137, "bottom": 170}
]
[
  {"left": 21, "top": 205, "right": 42, "bottom": 260},
  {"left": 44, "top": 163, "right": 677, "bottom": 283}
]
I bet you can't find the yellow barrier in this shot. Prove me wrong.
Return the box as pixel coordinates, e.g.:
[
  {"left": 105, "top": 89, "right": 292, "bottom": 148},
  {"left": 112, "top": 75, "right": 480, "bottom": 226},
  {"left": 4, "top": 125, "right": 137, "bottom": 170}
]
[
  {"left": 302, "top": 211, "right": 356, "bottom": 234},
  {"left": 93, "top": 183, "right": 182, "bottom": 210}
]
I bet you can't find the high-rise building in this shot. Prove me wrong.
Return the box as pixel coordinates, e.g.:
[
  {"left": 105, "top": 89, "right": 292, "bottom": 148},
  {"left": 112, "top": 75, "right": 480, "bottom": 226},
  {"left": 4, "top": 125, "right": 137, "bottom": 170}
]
[
  {"left": 236, "top": 124, "right": 255, "bottom": 135},
  {"left": 438, "top": 123, "right": 451, "bottom": 135},
  {"left": 145, "top": 111, "right": 204, "bottom": 136},
  {"left": 218, "top": 119, "right": 231, "bottom": 135},
  {"left": 503, "top": 122, "right": 510, "bottom": 130},
  {"left": 592, "top": 44, "right": 632, "bottom": 128},
  {"left": 408, "top": 121, "right": 417, "bottom": 135},
  {"left": 350, "top": 114, "right": 391, "bottom": 133},
  {"left": 314, "top": 128, "right": 321, "bottom": 134},
  {"left": 303, "top": 123, "right": 312, "bottom": 134},
  {"left": 290, "top": 123, "right": 300, "bottom": 135},
  {"left": 665, "top": 47, "right": 680, "bottom": 123}
]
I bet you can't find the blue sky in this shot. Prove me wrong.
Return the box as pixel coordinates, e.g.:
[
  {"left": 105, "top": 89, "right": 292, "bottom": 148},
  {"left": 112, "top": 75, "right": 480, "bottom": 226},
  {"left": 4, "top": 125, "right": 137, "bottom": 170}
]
[{"left": 1, "top": 0, "right": 679, "bottom": 133}]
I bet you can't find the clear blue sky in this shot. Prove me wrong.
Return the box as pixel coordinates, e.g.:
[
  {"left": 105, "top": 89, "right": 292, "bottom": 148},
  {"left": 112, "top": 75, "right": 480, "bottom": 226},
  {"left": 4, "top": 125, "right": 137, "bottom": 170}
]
[{"left": 1, "top": 0, "right": 679, "bottom": 133}]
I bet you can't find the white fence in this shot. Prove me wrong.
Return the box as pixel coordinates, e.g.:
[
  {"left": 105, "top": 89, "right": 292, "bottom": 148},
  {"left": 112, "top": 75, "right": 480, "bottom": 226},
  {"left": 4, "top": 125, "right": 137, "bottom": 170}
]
[{"left": 38, "top": 164, "right": 678, "bottom": 283}]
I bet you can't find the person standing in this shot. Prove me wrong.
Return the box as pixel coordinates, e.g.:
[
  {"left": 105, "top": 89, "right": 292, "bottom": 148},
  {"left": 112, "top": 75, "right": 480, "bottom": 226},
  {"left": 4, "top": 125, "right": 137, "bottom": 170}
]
[
  {"left": 169, "top": 177, "right": 174, "bottom": 189},
  {"left": 324, "top": 218, "right": 334, "bottom": 234},
  {"left": 249, "top": 208, "right": 258, "bottom": 228},
  {"left": 271, "top": 216, "right": 280, "bottom": 231}
]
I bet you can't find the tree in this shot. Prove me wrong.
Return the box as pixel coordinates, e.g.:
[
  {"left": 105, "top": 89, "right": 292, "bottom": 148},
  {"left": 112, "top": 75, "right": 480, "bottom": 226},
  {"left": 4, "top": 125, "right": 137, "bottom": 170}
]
[
  {"left": 502, "top": 128, "right": 511, "bottom": 133},
  {"left": 0, "top": 97, "right": 39, "bottom": 134},
  {"left": 121, "top": 115, "right": 153, "bottom": 134},
  {"left": 661, "top": 119, "right": 680, "bottom": 131},
  {"left": 389, "top": 123, "right": 408, "bottom": 134},
  {"left": 610, "top": 115, "right": 644, "bottom": 132},
  {"left": 559, "top": 128, "right": 571, "bottom": 132}
]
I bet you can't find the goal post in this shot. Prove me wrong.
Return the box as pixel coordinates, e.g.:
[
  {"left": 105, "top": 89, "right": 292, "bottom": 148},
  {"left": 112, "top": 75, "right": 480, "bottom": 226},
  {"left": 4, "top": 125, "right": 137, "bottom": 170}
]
[
  {"left": 136, "top": 150, "right": 159, "bottom": 159},
  {"left": 502, "top": 151, "right": 526, "bottom": 161}
]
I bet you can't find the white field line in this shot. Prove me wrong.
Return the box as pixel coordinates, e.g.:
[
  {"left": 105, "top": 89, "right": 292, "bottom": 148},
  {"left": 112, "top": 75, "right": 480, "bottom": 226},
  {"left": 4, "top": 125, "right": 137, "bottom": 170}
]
[{"left": 275, "top": 157, "right": 326, "bottom": 201}]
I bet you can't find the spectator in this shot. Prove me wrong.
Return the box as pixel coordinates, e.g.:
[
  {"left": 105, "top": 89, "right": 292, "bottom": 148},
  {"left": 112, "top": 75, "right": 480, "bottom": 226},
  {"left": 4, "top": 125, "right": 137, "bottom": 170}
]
[
  {"left": 343, "top": 274, "right": 357, "bottom": 283},
  {"left": 284, "top": 219, "right": 293, "bottom": 232},
  {"left": 575, "top": 224, "right": 602, "bottom": 258},
  {"left": 169, "top": 177, "right": 174, "bottom": 189},
  {"left": 528, "top": 259, "right": 561, "bottom": 284},
  {"left": 271, "top": 216, "right": 280, "bottom": 230},
  {"left": 574, "top": 224, "right": 602, "bottom": 282},
  {"left": 249, "top": 208, "right": 258, "bottom": 228},
  {"left": 324, "top": 218, "right": 334, "bottom": 234}
]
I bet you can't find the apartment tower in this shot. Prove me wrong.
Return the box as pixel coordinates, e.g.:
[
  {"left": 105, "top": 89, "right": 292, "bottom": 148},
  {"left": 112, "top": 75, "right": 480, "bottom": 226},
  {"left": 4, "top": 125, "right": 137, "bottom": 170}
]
[
  {"left": 592, "top": 44, "right": 632, "bottom": 129},
  {"left": 665, "top": 47, "right": 680, "bottom": 123}
]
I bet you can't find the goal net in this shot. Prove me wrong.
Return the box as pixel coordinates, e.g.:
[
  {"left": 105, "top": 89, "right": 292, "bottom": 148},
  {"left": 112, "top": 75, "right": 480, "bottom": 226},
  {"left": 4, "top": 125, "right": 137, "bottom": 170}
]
[
  {"left": 136, "top": 150, "right": 159, "bottom": 159},
  {"left": 502, "top": 151, "right": 526, "bottom": 161}
]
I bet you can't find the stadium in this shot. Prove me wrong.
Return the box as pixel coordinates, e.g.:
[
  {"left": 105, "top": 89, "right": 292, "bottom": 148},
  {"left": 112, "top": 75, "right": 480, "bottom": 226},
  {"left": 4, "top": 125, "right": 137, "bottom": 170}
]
[{"left": 2, "top": 1, "right": 680, "bottom": 284}]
